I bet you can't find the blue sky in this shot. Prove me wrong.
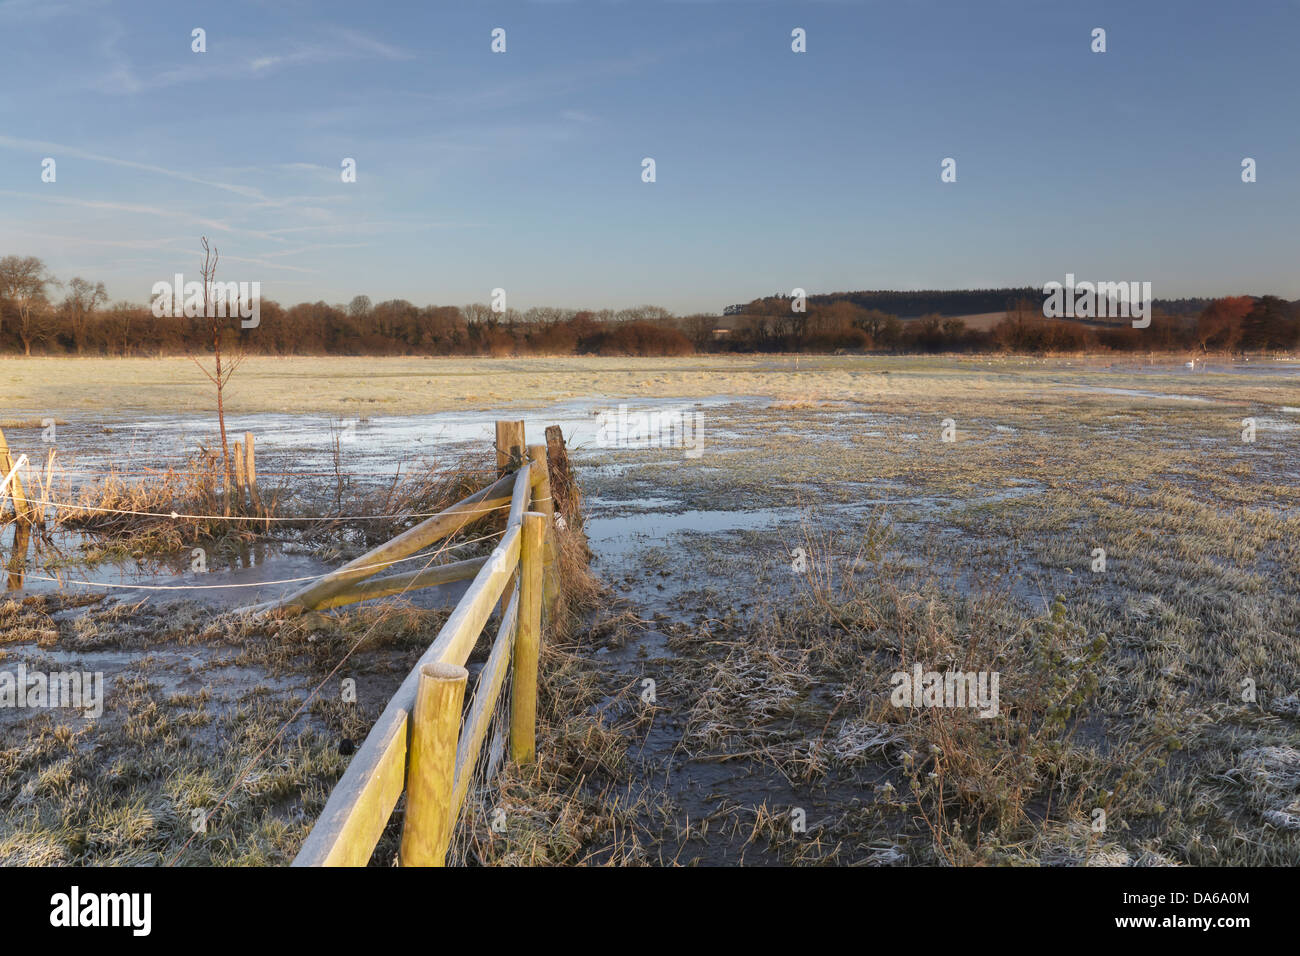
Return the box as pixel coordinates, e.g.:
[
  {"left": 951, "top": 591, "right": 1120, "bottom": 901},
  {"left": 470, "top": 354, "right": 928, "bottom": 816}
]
[{"left": 1, "top": 0, "right": 1297, "bottom": 314}]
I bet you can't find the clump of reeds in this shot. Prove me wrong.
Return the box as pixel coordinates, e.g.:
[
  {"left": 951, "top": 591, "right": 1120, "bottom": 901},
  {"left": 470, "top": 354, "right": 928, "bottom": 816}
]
[
  {"left": 550, "top": 517, "right": 601, "bottom": 639},
  {"left": 49, "top": 450, "right": 249, "bottom": 550}
]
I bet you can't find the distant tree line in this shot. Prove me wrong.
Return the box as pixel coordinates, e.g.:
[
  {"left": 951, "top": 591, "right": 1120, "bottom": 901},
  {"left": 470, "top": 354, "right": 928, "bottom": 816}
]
[
  {"left": 726, "top": 288, "right": 1043, "bottom": 318},
  {"left": 0, "top": 256, "right": 696, "bottom": 357},
  {"left": 0, "top": 255, "right": 1295, "bottom": 357},
  {"left": 708, "top": 293, "right": 1298, "bottom": 354},
  {"left": 726, "top": 289, "right": 1221, "bottom": 319},
  {"left": 981, "top": 295, "right": 1298, "bottom": 354}
]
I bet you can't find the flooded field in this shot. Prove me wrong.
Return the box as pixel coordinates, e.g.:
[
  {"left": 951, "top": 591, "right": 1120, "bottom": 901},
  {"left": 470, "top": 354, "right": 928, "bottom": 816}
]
[{"left": 2, "top": 355, "right": 1299, "bottom": 865}]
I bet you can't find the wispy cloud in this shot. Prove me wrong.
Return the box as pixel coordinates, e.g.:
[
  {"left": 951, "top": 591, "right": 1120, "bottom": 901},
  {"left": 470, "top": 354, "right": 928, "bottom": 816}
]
[
  {"left": 0, "top": 190, "right": 235, "bottom": 234},
  {"left": 0, "top": 0, "right": 107, "bottom": 22},
  {"left": 199, "top": 253, "right": 321, "bottom": 274},
  {"left": 14, "top": 229, "right": 328, "bottom": 275},
  {"left": 261, "top": 242, "right": 373, "bottom": 260},
  {"left": 17, "top": 232, "right": 192, "bottom": 253},
  {"left": 91, "top": 21, "right": 417, "bottom": 94},
  {"left": 401, "top": 49, "right": 668, "bottom": 116},
  {"left": 328, "top": 27, "right": 415, "bottom": 62},
  {"left": 0, "top": 136, "right": 266, "bottom": 199}
]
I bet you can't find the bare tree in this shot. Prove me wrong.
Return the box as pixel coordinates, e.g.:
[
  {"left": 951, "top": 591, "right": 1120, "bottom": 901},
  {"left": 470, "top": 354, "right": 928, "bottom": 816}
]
[
  {"left": 682, "top": 313, "right": 717, "bottom": 350},
  {"left": 110, "top": 301, "right": 137, "bottom": 356},
  {"left": 461, "top": 302, "right": 496, "bottom": 330},
  {"left": 63, "top": 277, "right": 108, "bottom": 353},
  {"left": 0, "top": 255, "right": 56, "bottom": 343},
  {"left": 188, "top": 238, "right": 245, "bottom": 497}
]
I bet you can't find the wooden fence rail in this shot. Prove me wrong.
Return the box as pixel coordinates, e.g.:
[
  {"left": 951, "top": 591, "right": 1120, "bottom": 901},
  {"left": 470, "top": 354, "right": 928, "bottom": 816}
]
[{"left": 292, "top": 423, "right": 562, "bottom": 867}]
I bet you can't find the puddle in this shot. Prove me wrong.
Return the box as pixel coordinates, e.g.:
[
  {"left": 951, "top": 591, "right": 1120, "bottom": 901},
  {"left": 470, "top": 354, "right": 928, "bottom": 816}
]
[
  {"left": 585, "top": 481, "right": 1046, "bottom": 563},
  {"left": 1125, "top": 361, "right": 1300, "bottom": 377},
  {"left": 1054, "top": 385, "right": 1218, "bottom": 403},
  {"left": 0, "top": 522, "right": 474, "bottom": 611},
  {"left": 588, "top": 497, "right": 681, "bottom": 511},
  {"left": 0, "top": 523, "right": 338, "bottom": 605},
  {"left": 1254, "top": 417, "right": 1299, "bottom": 433},
  {"left": 585, "top": 508, "right": 798, "bottom": 562}
]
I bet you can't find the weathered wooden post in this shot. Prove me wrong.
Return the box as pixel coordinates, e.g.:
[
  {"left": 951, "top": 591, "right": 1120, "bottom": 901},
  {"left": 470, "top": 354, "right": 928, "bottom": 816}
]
[
  {"left": 399, "top": 661, "right": 468, "bottom": 867},
  {"left": 544, "top": 424, "right": 589, "bottom": 561},
  {"left": 244, "top": 431, "right": 262, "bottom": 516},
  {"left": 528, "top": 444, "right": 559, "bottom": 619},
  {"left": 495, "top": 420, "right": 526, "bottom": 477},
  {"left": 510, "top": 511, "right": 546, "bottom": 764},
  {"left": 39, "top": 448, "right": 54, "bottom": 528},
  {"left": 221, "top": 445, "right": 233, "bottom": 517},
  {"left": 0, "top": 427, "right": 30, "bottom": 522},
  {"left": 6, "top": 519, "right": 30, "bottom": 590},
  {"left": 543, "top": 425, "right": 574, "bottom": 520},
  {"left": 232, "top": 440, "right": 247, "bottom": 515}
]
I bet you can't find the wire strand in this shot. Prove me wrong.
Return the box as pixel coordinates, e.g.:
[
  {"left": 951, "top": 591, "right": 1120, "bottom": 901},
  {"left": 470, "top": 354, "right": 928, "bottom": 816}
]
[
  {"left": 15, "top": 528, "right": 507, "bottom": 591},
  {"left": 17, "top": 495, "right": 511, "bottom": 523}
]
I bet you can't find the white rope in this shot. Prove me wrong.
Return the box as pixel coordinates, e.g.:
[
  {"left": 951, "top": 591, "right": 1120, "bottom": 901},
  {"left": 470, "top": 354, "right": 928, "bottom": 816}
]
[{"left": 14, "top": 528, "right": 506, "bottom": 591}]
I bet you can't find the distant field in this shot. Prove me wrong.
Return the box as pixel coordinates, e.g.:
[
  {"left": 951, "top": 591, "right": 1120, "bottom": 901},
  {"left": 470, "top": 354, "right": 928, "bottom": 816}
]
[
  {"left": 915, "top": 311, "right": 1006, "bottom": 331},
  {"left": 0, "top": 353, "right": 1282, "bottom": 421}
]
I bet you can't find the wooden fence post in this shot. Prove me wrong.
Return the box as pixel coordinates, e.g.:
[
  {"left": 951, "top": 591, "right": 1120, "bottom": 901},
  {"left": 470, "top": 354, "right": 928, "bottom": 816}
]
[
  {"left": 399, "top": 662, "right": 468, "bottom": 867},
  {"left": 544, "top": 425, "right": 589, "bottom": 561},
  {"left": 0, "top": 427, "right": 30, "bottom": 522},
  {"left": 39, "top": 448, "right": 54, "bottom": 527},
  {"left": 244, "top": 431, "right": 262, "bottom": 516},
  {"left": 6, "top": 519, "right": 30, "bottom": 590},
  {"left": 543, "top": 425, "right": 573, "bottom": 520},
  {"left": 495, "top": 420, "right": 526, "bottom": 478},
  {"left": 232, "top": 440, "right": 247, "bottom": 514},
  {"left": 510, "top": 512, "right": 545, "bottom": 765},
  {"left": 528, "top": 444, "right": 559, "bottom": 619}
]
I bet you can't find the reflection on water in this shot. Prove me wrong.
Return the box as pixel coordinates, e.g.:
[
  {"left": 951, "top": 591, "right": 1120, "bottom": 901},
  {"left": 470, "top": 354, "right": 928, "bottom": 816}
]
[
  {"left": 0, "top": 518, "right": 316, "bottom": 607},
  {"left": 6, "top": 520, "right": 30, "bottom": 591}
]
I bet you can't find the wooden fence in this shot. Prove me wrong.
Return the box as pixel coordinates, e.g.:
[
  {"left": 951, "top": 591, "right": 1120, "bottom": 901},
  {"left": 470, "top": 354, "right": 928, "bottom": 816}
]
[
  {"left": 0, "top": 418, "right": 569, "bottom": 865},
  {"left": 290, "top": 421, "right": 563, "bottom": 866}
]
